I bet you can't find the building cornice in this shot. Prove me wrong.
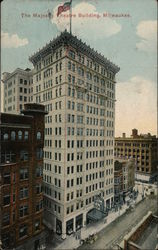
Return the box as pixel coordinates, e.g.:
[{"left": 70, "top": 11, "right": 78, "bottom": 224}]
[
  {"left": 3, "top": 68, "right": 33, "bottom": 82},
  {"left": 29, "top": 30, "right": 120, "bottom": 74}
]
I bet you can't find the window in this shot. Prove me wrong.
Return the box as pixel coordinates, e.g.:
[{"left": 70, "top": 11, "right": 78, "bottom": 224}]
[
  {"left": 1, "top": 151, "right": 15, "bottom": 163},
  {"left": 36, "top": 200, "right": 43, "bottom": 212},
  {"left": 68, "top": 61, "right": 71, "bottom": 70},
  {"left": 3, "top": 133, "right": 8, "bottom": 140},
  {"left": 20, "top": 187, "right": 29, "bottom": 199},
  {"left": 37, "top": 132, "right": 41, "bottom": 140},
  {"left": 35, "top": 220, "right": 40, "bottom": 231},
  {"left": 19, "top": 225, "right": 28, "bottom": 238},
  {"left": 18, "top": 131, "right": 22, "bottom": 140},
  {"left": 68, "top": 74, "right": 71, "bottom": 83},
  {"left": 3, "top": 172, "right": 10, "bottom": 185},
  {"left": 11, "top": 131, "right": 16, "bottom": 140},
  {"left": 69, "top": 50, "right": 75, "bottom": 59},
  {"left": 3, "top": 195, "right": 10, "bottom": 206},
  {"left": 36, "top": 148, "right": 43, "bottom": 159},
  {"left": 2, "top": 213, "right": 10, "bottom": 226},
  {"left": 20, "top": 150, "right": 29, "bottom": 161},
  {"left": 24, "top": 131, "right": 29, "bottom": 140},
  {"left": 20, "top": 168, "right": 29, "bottom": 180},
  {"left": 36, "top": 166, "right": 42, "bottom": 177},
  {"left": 24, "top": 96, "right": 27, "bottom": 102},
  {"left": 19, "top": 205, "right": 28, "bottom": 217},
  {"left": 72, "top": 76, "right": 75, "bottom": 84},
  {"left": 36, "top": 184, "right": 42, "bottom": 194}
]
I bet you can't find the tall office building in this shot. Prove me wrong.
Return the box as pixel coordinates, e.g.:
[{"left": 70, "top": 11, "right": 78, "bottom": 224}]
[
  {"left": 2, "top": 68, "right": 33, "bottom": 114},
  {"left": 29, "top": 30, "right": 120, "bottom": 238}
]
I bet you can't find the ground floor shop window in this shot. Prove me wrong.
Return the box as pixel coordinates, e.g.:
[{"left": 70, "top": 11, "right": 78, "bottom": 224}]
[
  {"left": 56, "top": 219, "right": 62, "bottom": 235},
  {"left": 66, "top": 219, "right": 73, "bottom": 235},
  {"left": 76, "top": 214, "right": 83, "bottom": 231}
]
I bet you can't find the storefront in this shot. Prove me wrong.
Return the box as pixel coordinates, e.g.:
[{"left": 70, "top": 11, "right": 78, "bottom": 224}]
[
  {"left": 75, "top": 214, "right": 83, "bottom": 231},
  {"left": 106, "top": 199, "right": 110, "bottom": 209},
  {"left": 56, "top": 219, "right": 62, "bottom": 235},
  {"left": 66, "top": 219, "right": 73, "bottom": 235}
]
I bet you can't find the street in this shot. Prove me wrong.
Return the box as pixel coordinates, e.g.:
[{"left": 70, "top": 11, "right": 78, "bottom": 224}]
[{"left": 78, "top": 196, "right": 157, "bottom": 250}]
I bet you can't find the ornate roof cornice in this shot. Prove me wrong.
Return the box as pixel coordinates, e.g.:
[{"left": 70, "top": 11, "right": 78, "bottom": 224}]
[
  {"left": 3, "top": 68, "right": 33, "bottom": 82},
  {"left": 29, "top": 30, "right": 120, "bottom": 74}
]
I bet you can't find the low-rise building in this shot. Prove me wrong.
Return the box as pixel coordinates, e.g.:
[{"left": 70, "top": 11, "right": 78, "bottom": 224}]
[
  {"left": 0, "top": 103, "right": 47, "bottom": 250},
  {"left": 114, "top": 159, "right": 135, "bottom": 203},
  {"left": 119, "top": 211, "right": 158, "bottom": 250},
  {"left": 114, "top": 161, "right": 123, "bottom": 203},
  {"left": 115, "top": 129, "right": 158, "bottom": 183}
]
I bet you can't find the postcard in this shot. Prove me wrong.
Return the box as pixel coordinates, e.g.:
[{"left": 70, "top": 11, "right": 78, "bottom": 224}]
[{"left": 1, "top": 0, "right": 157, "bottom": 250}]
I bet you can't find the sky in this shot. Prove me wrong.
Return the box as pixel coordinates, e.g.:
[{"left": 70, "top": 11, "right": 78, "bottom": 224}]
[{"left": 1, "top": 0, "right": 157, "bottom": 137}]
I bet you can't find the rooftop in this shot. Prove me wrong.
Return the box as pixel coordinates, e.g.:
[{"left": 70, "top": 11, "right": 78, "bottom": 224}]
[
  {"left": 116, "top": 129, "right": 157, "bottom": 140},
  {"left": 136, "top": 220, "right": 157, "bottom": 249},
  {"left": 2, "top": 68, "right": 33, "bottom": 82},
  {"left": 1, "top": 103, "right": 46, "bottom": 125},
  {"left": 29, "top": 30, "right": 120, "bottom": 73}
]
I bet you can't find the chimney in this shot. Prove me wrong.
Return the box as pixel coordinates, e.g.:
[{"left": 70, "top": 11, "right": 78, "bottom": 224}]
[
  {"left": 122, "top": 133, "right": 126, "bottom": 138},
  {"left": 132, "top": 129, "right": 138, "bottom": 138}
]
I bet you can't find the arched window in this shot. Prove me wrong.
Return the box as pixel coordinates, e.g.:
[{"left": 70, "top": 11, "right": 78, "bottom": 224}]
[
  {"left": 11, "top": 131, "right": 16, "bottom": 141},
  {"left": 24, "top": 131, "right": 29, "bottom": 140},
  {"left": 3, "top": 133, "right": 9, "bottom": 140},
  {"left": 18, "top": 131, "right": 22, "bottom": 140},
  {"left": 37, "top": 132, "right": 41, "bottom": 140}
]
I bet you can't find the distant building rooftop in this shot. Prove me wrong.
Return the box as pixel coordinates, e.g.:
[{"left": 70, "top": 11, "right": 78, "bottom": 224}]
[
  {"left": 2, "top": 67, "right": 33, "bottom": 82},
  {"left": 116, "top": 129, "right": 157, "bottom": 140}
]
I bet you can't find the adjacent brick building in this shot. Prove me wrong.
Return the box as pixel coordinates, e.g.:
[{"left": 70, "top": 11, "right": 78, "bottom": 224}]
[
  {"left": 115, "top": 129, "right": 158, "bottom": 183},
  {"left": 0, "top": 103, "right": 47, "bottom": 250}
]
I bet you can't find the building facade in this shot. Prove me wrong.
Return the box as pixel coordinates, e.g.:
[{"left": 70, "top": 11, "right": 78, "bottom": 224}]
[
  {"left": 114, "top": 161, "right": 123, "bottom": 203},
  {"left": 114, "top": 159, "right": 135, "bottom": 203},
  {"left": 0, "top": 103, "right": 47, "bottom": 249},
  {"left": 115, "top": 129, "right": 158, "bottom": 183},
  {"left": 3, "top": 68, "right": 33, "bottom": 114},
  {"left": 29, "top": 30, "right": 120, "bottom": 238}
]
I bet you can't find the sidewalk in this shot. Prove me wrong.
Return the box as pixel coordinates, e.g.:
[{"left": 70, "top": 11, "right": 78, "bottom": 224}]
[{"left": 48, "top": 194, "right": 142, "bottom": 250}]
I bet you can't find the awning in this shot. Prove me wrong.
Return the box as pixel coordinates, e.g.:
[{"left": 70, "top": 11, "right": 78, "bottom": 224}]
[{"left": 87, "top": 208, "right": 106, "bottom": 221}]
